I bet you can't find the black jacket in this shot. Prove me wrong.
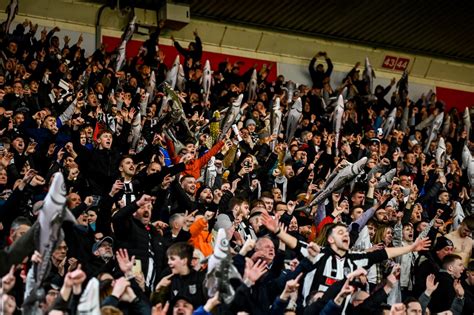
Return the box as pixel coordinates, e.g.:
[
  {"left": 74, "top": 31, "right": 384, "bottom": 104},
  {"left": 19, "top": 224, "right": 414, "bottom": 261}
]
[
  {"left": 161, "top": 229, "right": 191, "bottom": 253},
  {"left": 428, "top": 270, "right": 456, "bottom": 313},
  {"left": 112, "top": 201, "right": 165, "bottom": 288},
  {"left": 230, "top": 252, "right": 287, "bottom": 315},
  {"left": 153, "top": 270, "right": 207, "bottom": 309},
  {"left": 413, "top": 251, "right": 443, "bottom": 297},
  {"left": 461, "top": 279, "right": 474, "bottom": 315},
  {"left": 309, "top": 57, "right": 333, "bottom": 89},
  {"left": 86, "top": 255, "right": 117, "bottom": 278},
  {"left": 174, "top": 35, "right": 202, "bottom": 71},
  {"left": 75, "top": 123, "right": 131, "bottom": 196},
  {"left": 305, "top": 278, "right": 389, "bottom": 315},
  {"left": 76, "top": 148, "right": 123, "bottom": 196}
]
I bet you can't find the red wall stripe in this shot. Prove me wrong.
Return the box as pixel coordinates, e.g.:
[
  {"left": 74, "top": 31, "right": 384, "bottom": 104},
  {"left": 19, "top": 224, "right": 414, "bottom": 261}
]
[
  {"left": 102, "top": 36, "right": 277, "bottom": 81},
  {"left": 436, "top": 86, "right": 474, "bottom": 111}
]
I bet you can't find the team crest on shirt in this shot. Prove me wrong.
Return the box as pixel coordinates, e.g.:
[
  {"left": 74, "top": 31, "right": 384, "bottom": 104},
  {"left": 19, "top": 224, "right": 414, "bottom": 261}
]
[{"left": 189, "top": 284, "right": 197, "bottom": 295}]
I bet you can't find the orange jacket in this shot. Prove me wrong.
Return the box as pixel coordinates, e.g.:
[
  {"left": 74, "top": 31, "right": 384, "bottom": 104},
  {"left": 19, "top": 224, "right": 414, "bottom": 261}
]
[
  {"left": 184, "top": 141, "right": 225, "bottom": 179},
  {"left": 189, "top": 217, "right": 213, "bottom": 257},
  {"left": 166, "top": 139, "right": 225, "bottom": 179}
]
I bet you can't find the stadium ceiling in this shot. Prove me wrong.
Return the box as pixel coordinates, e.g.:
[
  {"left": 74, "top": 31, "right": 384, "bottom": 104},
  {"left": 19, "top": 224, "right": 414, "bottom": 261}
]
[{"left": 94, "top": 0, "right": 474, "bottom": 63}]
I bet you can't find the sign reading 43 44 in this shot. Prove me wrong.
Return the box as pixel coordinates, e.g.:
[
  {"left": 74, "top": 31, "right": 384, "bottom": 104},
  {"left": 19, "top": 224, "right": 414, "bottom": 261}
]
[{"left": 382, "top": 55, "right": 410, "bottom": 71}]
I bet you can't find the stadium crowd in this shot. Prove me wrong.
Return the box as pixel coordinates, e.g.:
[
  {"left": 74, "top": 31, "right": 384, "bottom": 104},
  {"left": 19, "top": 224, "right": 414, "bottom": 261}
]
[{"left": 0, "top": 17, "right": 473, "bottom": 315}]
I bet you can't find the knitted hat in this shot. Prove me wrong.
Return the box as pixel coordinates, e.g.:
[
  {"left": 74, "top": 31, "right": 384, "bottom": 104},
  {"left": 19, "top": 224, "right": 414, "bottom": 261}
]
[
  {"left": 245, "top": 119, "right": 256, "bottom": 127},
  {"left": 433, "top": 236, "right": 453, "bottom": 252},
  {"left": 196, "top": 185, "right": 211, "bottom": 199}
]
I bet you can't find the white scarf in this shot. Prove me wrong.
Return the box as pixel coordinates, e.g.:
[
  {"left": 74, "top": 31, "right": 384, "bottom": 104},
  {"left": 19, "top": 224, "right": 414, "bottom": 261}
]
[{"left": 274, "top": 175, "right": 288, "bottom": 202}]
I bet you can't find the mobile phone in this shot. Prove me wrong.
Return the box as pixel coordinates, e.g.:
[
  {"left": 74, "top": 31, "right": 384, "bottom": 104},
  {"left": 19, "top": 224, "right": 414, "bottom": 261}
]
[
  {"left": 91, "top": 195, "right": 101, "bottom": 207},
  {"left": 349, "top": 278, "right": 366, "bottom": 289},
  {"left": 132, "top": 259, "right": 142, "bottom": 275},
  {"left": 298, "top": 240, "right": 309, "bottom": 248}
]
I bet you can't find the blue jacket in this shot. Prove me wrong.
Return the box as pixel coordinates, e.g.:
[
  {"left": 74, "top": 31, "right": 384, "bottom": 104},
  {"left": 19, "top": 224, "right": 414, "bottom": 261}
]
[{"left": 193, "top": 306, "right": 211, "bottom": 315}]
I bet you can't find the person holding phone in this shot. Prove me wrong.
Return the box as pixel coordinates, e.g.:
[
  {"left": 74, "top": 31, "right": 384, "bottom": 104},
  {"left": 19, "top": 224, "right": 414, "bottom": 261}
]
[
  {"left": 117, "top": 156, "right": 137, "bottom": 206},
  {"left": 112, "top": 194, "right": 166, "bottom": 292}
]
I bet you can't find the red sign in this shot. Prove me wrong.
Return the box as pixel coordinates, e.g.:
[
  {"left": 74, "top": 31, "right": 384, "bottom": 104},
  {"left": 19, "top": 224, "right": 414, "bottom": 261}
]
[
  {"left": 382, "top": 55, "right": 397, "bottom": 69},
  {"left": 382, "top": 55, "right": 410, "bottom": 71},
  {"left": 394, "top": 57, "right": 410, "bottom": 71}
]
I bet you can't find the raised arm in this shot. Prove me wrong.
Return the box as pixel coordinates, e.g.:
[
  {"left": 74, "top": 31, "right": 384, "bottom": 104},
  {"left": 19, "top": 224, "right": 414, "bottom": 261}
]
[
  {"left": 112, "top": 194, "right": 152, "bottom": 222},
  {"left": 385, "top": 237, "right": 430, "bottom": 259},
  {"left": 260, "top": 212, "right": 298, "bottom": 249},
  {"left": 348, "top": 206, "right": 376, "bottom": 232},
  {"left": 308, "top": 56, "right": 317, "bottom": 78},
  {"left": 348, "top": 192, "right": 388, "bottom": 232}
]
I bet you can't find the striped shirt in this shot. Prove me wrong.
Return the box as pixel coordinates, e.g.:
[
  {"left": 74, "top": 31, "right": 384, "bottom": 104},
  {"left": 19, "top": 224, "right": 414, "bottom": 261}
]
[{"left": 301, "top": 247, "right": 388, "bottom": 303}]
